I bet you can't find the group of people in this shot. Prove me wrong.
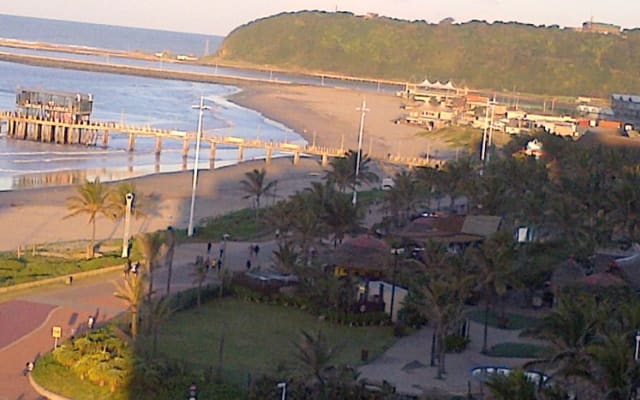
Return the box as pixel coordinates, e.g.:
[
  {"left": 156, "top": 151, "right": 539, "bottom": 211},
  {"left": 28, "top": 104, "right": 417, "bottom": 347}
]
[{"left": 124, "top": 259, "right": 141, "bottom": 277}]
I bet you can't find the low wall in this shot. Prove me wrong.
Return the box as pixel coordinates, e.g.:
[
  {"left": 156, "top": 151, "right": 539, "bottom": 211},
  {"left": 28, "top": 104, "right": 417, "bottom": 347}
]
[
  {"left": 29, "top": 373, "right": 72, "bottom": 400},
  {"left": 0, "top": 264, "right": 123, "bottom": 294}
]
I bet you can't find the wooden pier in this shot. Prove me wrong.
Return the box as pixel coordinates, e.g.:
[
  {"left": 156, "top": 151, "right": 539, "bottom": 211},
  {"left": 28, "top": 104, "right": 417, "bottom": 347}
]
[{"left": 0, "top": 112, "right": 436, "bottom": 169}]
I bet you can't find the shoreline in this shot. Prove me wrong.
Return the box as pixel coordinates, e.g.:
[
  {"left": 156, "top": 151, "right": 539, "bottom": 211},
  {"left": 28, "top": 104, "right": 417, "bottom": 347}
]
[
  {"left": 0, "top": 53, "right": 458, "bottom": 252},
  {"left": 0, "top": 156, "right": 326, "bottom": 252}
]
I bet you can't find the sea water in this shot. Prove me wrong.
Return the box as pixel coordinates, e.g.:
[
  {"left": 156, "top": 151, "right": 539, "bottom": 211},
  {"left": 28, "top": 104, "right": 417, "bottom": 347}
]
[{"left": 0, "top": 15, "right": 305, "bottom": 190}]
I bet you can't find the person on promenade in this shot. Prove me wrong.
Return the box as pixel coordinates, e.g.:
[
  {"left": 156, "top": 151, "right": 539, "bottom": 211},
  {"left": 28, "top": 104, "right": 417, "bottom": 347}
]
[
  {"left": 87, "top": 315, "right": 95, "bottom": 330},
  {"left": 246, "top": 259, "right": 251, "bottom": 271},
  {"left": 24, "top": 361, "right": 34, "bottom": 376}
]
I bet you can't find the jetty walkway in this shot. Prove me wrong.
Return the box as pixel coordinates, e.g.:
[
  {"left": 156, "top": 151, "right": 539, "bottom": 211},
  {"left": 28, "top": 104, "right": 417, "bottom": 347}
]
[{"left": 0, "top": 112, "right": 436, "bottom": 168}]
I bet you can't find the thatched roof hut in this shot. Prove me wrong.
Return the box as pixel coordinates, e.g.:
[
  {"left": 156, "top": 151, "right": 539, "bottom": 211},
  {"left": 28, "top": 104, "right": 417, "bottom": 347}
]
[{"left": 324, "top": 235, "right": 393, "bottom": 278}]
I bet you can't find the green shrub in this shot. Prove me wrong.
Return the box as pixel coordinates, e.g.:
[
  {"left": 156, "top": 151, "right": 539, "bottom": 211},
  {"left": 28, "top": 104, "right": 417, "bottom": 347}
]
[{"left": 445, "top": 334, "right": 470, "bottom": 353}]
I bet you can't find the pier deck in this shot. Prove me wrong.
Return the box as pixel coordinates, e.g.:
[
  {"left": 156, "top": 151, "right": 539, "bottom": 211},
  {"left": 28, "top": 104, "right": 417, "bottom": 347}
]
[{"left": 0, "top": 112, "right": 436, "bottom": 168}]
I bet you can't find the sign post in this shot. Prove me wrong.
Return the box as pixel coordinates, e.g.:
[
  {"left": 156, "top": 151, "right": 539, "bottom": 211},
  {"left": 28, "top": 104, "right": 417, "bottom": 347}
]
[{"left": 52, "top": 326, "right": 62, "bottom": 349}]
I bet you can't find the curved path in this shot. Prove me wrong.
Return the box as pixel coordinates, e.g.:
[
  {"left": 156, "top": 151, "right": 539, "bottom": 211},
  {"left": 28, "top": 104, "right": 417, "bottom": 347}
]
[{"left": 0, "top": 240, "right": 277, "bottom": 400}]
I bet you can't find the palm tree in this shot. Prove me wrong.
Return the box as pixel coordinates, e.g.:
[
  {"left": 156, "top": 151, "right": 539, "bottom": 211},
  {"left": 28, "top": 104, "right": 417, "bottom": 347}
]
[
  {"left": 143, "top": 296, "right": 176, "bottom": 355},
  {"left": 240, "top": 167, "right": 277, "bottom": 222},
  {"left": 136, "top": 231, "right": 166, "bottom": 301},
  {"left": 468, "top": 231, "right": 518, "bottom": 353},
  {"left": 384, "top": 170, "right": 420, "bottom": 225},
  {"left": 485, "top": 369, "right": 537, "bottom": 400},
  {"left": 114, "top": 272, "right": 146, "bottom": 338},
  {"left": 164, "top": 227, "right": 177, "bottom": 295},
  {"left": 292, "top": 329, "right": 338, "bottom": 398},
  {"left": 412, "top": 241, "right": 473, "bottom": 379},
  {"left": 65, "top": 178, "right": 114, "bottom": 258},
  {"left": 322, "top": 192, "right": 363, "bottom": 247},
  {"left": 325, "top": 149, "right": 378, "bottom": 193},
  {"left": 522, "top": 293, "right": 600, "bottom": 393},
  {"left": 108, "top": 182, "right": 148, "bottom": 221},
  {"left": 272, "top": 241, "right": 301, "bottom": 274}
]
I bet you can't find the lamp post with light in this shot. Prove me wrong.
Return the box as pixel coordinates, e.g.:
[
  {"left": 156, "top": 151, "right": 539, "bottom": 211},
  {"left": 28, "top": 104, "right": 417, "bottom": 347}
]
[
  {"left": 352, "top": 99, "right": 368, "bottom": 206},
  {"left": 389, "top": 247, "right": 404, "bottom": 323},
  {"left": 277, "top": 382, "right": 287, "bottom": 400},
  {"left": 121, "top": 193, "right": 134, "bottom": 258},
  {"left": 187, "top": 96, "right": 210, "bottom": 237}
]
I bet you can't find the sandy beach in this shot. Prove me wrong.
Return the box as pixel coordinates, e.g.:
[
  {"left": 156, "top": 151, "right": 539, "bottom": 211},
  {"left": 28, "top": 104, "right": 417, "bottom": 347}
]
[
  {"left": 231, "top": 83, "right": 453, "bottom": 160},
  {"left": 0, "top": 83, "right": 454, "bottom": 251}
]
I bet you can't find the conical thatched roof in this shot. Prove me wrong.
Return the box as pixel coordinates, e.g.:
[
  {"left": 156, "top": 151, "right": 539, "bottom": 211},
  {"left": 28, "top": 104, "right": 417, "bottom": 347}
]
[{"left": 324, "top": 235, "right": 392, "bottom": 273}]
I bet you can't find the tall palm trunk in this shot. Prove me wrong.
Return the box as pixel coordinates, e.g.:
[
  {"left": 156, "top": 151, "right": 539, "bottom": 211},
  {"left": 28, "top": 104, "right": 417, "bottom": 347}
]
[
  {"left": 131, "top": 309, "right": 139, "bottom": 338},
  {"left": 89, "top": 219, "right": 97, "bottom": 258}
]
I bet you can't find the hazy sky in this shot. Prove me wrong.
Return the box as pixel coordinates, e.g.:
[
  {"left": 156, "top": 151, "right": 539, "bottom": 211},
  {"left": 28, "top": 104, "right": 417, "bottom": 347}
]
[{"left": 0, "top": 0, "right": 638, "bottom": 36}]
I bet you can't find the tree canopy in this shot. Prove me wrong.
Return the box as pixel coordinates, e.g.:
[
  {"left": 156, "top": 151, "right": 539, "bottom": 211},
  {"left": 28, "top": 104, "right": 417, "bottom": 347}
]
[{"left": 216, "top": 11, "right": 640, "bottom": 97}]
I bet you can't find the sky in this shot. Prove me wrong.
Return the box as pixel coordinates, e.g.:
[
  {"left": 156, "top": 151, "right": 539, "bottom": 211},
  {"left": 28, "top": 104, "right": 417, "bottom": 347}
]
[{"left": 0, "top": 0, "right": 638, "bottom": 36}]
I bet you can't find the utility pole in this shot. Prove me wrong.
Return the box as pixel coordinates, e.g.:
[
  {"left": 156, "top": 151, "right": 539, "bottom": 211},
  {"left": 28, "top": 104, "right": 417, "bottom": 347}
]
[
  {"left": 187, "top": 96, "right": 210, "bottom": 237},
  {"left": 352, "top": 99, "right": 369, "bottom": 206}
]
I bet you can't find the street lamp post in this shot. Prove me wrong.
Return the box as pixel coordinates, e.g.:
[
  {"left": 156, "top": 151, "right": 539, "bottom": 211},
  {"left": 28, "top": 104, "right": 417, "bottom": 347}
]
[
  {"left": 277, "top": 382, "right": 287, "bottom": 400},
  {"left": 121, "top": 193, "right": 134, "bottom": 258},
  {"left": 187, "top": 96, "right": 210, "bottom": 237},
  {"left": 389, "top": 247, "right": 404, "bottom": 323},
  {"left": 352, "top": 99, "right": 369, "bottom": 206}
]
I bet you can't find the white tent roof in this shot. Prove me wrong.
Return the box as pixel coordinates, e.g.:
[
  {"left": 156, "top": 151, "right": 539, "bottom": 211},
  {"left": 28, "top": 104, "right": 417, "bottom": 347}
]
[{"left": 416, "top": 79, "right": 457, "bottom": 91}]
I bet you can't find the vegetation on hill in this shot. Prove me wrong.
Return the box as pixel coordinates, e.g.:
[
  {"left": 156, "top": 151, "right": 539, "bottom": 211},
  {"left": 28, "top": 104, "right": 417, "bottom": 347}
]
[{"left": 215, "top": 11, "right": 640, "bottom": 97}]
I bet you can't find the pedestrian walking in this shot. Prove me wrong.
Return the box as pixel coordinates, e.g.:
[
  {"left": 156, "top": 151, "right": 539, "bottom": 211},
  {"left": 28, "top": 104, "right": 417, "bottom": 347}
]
[
  {"left": 24, "top": 361, "right": 34, "bottom": 376},
  {"left": 207, "top": 242, "right": 212, "bottom": 255},
  {"left": 217, "top": 259, "right": 222, "bottom": 271},
  {"left": 254, "top": 244, "right": 260, "bottom": 258},
  {"left": 246, "top": 259, "right": 252, "bottom": 271},
  {"left": 87, "top": 315, "right": 95, "bottom": 330}
]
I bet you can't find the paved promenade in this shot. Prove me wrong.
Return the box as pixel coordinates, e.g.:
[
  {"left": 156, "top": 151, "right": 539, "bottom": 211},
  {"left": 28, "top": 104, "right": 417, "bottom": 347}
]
[
  {"left": 0, "top": 239, "right": 545, "bottom": 399},
  {"left": 0, "top": 240, "right": 277, "bottom": 400}
]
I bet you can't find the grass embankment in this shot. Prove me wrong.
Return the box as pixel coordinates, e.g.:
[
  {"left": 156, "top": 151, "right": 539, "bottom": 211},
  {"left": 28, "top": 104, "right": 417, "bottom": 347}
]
[{"left": 0, "top": 241, "right": 128, "bottom": 288}]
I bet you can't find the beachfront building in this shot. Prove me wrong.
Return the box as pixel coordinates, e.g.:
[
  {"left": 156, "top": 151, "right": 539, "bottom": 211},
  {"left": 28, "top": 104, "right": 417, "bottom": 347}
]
[
  {"left": 16, "top": 87, "right": 93, "bottom": 123},
  {"left": 611, "top": 93, "right": 640, "bottom": 129},
  {"left": 581, "top": 20, "right": 621, "bottom": 35}
]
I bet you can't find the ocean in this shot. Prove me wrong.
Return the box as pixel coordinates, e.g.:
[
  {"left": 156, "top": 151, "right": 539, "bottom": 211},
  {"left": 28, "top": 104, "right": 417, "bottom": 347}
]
[{"left": 0, "top": 15, "right": 305, "bottom": 191}]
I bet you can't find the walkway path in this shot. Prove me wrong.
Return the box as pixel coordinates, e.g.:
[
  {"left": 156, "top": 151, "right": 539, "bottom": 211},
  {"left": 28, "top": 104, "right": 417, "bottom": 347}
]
[
  {"left": 0, "top": 238, "right": 280, "bottom": 400},
  {"left": 0, "top": 238, "right": 545, "bottom": 399},
  {"left": 358, "top": 313, "right": 547, "bottom": 397}
]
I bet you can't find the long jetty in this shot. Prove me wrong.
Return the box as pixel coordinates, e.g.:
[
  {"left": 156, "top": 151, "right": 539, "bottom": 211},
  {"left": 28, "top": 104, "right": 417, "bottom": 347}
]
[{"left": 0, "top": 113, "right": 435, "bottom": 168}]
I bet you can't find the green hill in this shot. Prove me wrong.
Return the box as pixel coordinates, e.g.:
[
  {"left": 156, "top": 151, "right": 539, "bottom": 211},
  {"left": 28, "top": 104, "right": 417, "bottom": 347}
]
[{"left": 215, "top": 10, "right": 640, "bottom": 97}]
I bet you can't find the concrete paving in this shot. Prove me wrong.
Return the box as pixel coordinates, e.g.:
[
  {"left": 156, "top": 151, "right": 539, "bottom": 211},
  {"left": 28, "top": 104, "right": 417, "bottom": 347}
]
[{"left": 358, "top": 312, "right": 548, "bottom": 397}]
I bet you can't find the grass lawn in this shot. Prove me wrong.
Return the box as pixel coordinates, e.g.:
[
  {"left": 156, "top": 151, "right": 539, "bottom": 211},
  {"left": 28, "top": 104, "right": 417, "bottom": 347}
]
[
  {"left": 467, "top": 309, "right": 540, "bottom": 330},
  {"left": 486, "top": 342, "right": 547, "bottom": 358},
  {"left": 418, "top": 126, "right": 481, "bottom": 148},
  {"left": 32, "top": 356, "right": 126, "bottom": 400},
  {"left": 0, "top": 240, "right": 127, "bottom": 288},
  {"left": 147, "top": 298, "right": 395, "bottom": 385}
]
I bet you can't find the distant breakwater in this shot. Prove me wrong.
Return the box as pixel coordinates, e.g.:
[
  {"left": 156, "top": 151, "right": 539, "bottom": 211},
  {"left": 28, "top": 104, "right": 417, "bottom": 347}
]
[{"left": 0, "top": 52, "right": 288, "bottom": 87}]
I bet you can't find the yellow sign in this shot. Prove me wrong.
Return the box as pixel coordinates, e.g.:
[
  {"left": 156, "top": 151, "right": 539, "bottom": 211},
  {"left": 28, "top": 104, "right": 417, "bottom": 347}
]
[{"left": 52, "top": 326, "right": 62, "bottom": 338}]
